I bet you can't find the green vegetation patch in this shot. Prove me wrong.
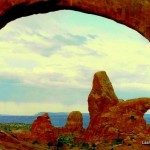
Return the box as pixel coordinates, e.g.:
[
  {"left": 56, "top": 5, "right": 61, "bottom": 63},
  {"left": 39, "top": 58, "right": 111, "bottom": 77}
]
[
  {"left": 0, "top": 123, "right": 31, "bottom": 131},
  {"left": 112, "top": 138, "right": 123, "bottom": 145},
  {"left": 57, "top": 135, "right": 73, "bottom": 145}
]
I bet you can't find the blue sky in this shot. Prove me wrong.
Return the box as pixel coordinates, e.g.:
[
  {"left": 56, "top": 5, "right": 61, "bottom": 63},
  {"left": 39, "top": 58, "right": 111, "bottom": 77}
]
[{"left": 0, "top": 10, "right": 150, "bottom": 115}]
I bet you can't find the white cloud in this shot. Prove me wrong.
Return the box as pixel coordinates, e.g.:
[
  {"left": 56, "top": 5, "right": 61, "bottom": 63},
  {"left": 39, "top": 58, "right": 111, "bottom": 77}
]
[{"left": 0, "top": 26, "right": 149, "bottom": 91}]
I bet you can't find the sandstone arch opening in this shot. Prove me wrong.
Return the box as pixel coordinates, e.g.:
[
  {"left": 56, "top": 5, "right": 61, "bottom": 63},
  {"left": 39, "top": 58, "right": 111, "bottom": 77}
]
[
  {"left": 0, "top": 7, "right": 150, "bottom": 149},
  {"left": 144, "top": 110, "right": 150, "bottom": 125},
  {"left": 0, "top": 10, "right": 149, "bottom": 118}
]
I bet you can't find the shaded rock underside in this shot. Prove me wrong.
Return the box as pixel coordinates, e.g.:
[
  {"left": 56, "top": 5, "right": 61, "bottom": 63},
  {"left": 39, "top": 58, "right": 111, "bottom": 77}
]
[{"left": 0, "top": 0, "right": 150, "bottom": 41}]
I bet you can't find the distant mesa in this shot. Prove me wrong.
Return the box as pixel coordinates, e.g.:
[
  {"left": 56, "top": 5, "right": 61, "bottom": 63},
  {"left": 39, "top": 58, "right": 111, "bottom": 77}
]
[{"left": 35, "top": 112, "right": 69, "bottom": 116}]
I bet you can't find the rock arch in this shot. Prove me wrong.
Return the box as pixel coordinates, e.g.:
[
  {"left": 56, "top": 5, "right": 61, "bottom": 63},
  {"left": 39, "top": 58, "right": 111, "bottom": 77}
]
[{"left": 0, "top": 0, "right": 150, "bottom": 41}]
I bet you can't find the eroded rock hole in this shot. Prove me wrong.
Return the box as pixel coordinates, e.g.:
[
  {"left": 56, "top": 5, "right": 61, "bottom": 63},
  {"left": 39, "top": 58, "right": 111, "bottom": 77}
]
[{"left": 144, "top": 110, "right": 150, "bottom": 125}]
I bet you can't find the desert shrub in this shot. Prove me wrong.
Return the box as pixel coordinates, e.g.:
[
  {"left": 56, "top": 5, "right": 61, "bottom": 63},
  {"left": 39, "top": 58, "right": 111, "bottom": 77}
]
[
  {"left": 56, "top": 135, "right": 74, "bottom": 149},
  {"left": 87, "top": 143, "right": 96, "bottom": 150},
  {"left": 56, "top": 141, "right": 64, "bottom": 149},
  {"left": 47, "top": 142, "right": 53, "bottom": 147},
  {"left": 81, "top": 142, "right": 89, "bottom": 149},
  {"left": 57, "top": 135, "right": 73, "bottom": 145},
  {"left": 104, "top": 139, "right": 108, "bottom": 144},
  {"left": 92, "top": 142, "right": 96, "bottom": 148},
  {"left": 112, "top": 138, "right": 123, "bottom": 145},
  {"left": 32, "top": 140, "right": 39, "bottom": 144}
]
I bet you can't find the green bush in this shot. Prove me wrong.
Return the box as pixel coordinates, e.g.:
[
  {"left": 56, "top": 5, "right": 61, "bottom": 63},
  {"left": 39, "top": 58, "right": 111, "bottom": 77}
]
[
  {"left": 0, "top": 123, "right": 31, "bottom": 131},
  {"left": 57, "top": 135, "right": 73, "bottom": 145},
  {"left": 112, "top": 138, "right": 123, "bottom": 145},
  {"left": 81, "top": 142, "right": 89, "bottom": 149},
  {"left": 56, "top": 135, "right": 74, "bottom": 149}
]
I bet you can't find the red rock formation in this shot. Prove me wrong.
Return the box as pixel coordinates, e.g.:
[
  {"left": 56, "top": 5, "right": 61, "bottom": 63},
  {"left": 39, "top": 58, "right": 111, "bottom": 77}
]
[
  {"left": 88, "top": 71, "right": 118, "bottom": 120},
  {"left": 65, "top": 111, "right": 84, "bottom": 133},
  {"left": 30, "top": 113, "right": 54, "bottom": 134},
  {"left": 0, "top": 0, "right": 150, "bottom": 41},
  {"left": 27, "top": 111, "right": 85, "bottom": 144},
  {"left": 84, "top": 71, "right": 150, "bottom": 143},
  {"left": 28, "top": 111, "right": 84, "bottom": 143},
  {"left": 30, "top": 113, "right": 57, "bottom": 143}
]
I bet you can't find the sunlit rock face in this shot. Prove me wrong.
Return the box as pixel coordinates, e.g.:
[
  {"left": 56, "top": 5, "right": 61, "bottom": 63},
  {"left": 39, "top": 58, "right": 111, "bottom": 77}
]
[
  {"left": 88, "top": 71, "right": 118, "bottom": 120},
  {"left": 30, "top": 113, "right": 54, "bottom": 134},
  {"left": 30, "top": 113, "right": 57, "bottom": 143},
  {"left": 0, "top": 0, "right": 150, "bottom": 41},
  {"left": 85, "top": 71, "right": 150, "bottom": 143},
  {"left": 65, "top": 111, "right": 84, "bottom": 133}
]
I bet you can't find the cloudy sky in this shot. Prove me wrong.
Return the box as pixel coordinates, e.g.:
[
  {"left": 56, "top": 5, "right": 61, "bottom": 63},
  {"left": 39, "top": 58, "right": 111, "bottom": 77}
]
[{"left": 0, "top": 10, "right": 150, "bottom": 115}]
